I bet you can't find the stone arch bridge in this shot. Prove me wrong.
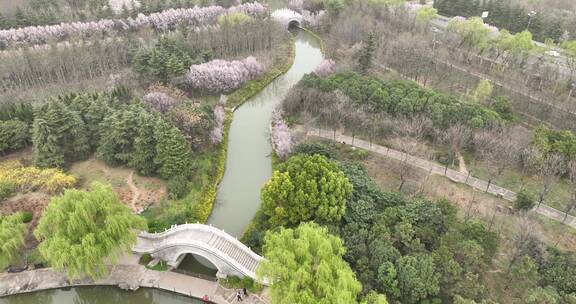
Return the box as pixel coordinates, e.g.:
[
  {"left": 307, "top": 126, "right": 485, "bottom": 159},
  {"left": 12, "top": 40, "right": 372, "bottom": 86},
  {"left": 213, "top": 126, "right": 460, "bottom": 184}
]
[
  {"left": 133, "top": 224, "right": 266, "bottom": 283},
  {"left": 271, "top": 9, "right": 303, "bottom": 29}
]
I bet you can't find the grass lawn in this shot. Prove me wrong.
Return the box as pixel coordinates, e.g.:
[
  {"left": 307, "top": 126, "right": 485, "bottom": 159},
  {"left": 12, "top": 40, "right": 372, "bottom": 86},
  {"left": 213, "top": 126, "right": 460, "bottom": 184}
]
[
  {"left": 69, "top": 157, "right": 167, "bottom": 213},
  {"left": 462, "top": 150, "right": 575, "bottom": 216}
]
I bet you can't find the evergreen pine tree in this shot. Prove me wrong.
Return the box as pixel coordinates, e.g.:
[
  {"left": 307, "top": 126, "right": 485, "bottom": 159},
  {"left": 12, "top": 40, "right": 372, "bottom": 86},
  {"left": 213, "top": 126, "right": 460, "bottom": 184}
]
[
  {"left": 32, "top": 100, "right": 89, "bottom": 167},
  {"left": 97, "top": 106, "right": 141, "bottom": 166},
  {"left": 129, "top": 112, "right": 159, "bottom": 176},
  {"left": 33, "top": 118, "right": 65, "bottom": 168},
  {"left": 358, "top": 32, "right": 376, "bottom": 75},
  {"left": 154, "top": 120, "right": 192, "bottom": 179}
]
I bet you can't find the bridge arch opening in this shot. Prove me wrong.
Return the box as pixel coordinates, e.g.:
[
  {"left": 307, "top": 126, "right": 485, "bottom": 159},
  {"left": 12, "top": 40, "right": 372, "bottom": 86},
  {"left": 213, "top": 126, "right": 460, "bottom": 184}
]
[
  {"left": 176, "top": 253, "right": 218, "bottom": 280},
  {"left": 288, "top": 19, "right": 301, "bottom": 30}
]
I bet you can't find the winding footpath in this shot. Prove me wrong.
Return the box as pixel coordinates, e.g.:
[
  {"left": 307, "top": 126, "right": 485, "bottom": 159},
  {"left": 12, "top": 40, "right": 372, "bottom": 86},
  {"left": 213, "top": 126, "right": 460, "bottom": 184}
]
[{"left": 306, "top": 127, "right": 576, "bottom": 229}]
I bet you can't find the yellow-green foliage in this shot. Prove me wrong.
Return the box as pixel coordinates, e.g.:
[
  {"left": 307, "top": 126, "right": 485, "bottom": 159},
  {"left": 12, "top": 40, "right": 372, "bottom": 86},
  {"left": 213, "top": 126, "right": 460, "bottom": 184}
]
[
  {"left": 228, "top": 36, "right": 296, "bottom": 108},
  {"left": 190, "top": 112, "right": 232, "bottom": 223},
  {"left": 35, "top": 182, "right": 146, "bottom": 280},
  {"left": 0, "top": 160, "right": 76, "bottom": 194},
  {"left": 0, "top": 213, "right": 26, "bottom": 270}
]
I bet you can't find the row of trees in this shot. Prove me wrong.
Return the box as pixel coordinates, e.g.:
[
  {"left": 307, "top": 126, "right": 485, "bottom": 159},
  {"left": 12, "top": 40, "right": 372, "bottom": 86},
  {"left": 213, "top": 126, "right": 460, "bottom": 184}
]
[
  {"left": 434, "top": 0, "right": 574, "bottom": 43},
  {"left": 0, "top": 0, "right": 222, "bottom": 31},
  {"left": 324, "top": 1, "right": 576, "bottom": 129},
  {"left": 0, "top": 2, "right": 266, "bottom": 48},
  {"left": 0, "top": 17, "right": 285, "bottom": 100}
]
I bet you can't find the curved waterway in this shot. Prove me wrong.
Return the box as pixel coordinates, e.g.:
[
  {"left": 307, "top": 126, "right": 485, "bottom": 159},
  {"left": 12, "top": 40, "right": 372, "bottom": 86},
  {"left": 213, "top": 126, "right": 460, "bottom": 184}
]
[
  {"left": 207, "top": 30, "right": 323, "bottom": 237},
  {"left": 1, "top": 29, "right": 323, "bottom": 304}
]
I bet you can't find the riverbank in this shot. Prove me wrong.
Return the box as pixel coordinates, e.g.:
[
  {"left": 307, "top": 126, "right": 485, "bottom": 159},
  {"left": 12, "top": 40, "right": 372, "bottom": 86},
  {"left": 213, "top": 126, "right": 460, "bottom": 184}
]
[
  {"left": 228, "top": 37, "right": 296, "bottom": 109},
  {"left": 0, "top": 264, "right": 268, "bottom": 304}
]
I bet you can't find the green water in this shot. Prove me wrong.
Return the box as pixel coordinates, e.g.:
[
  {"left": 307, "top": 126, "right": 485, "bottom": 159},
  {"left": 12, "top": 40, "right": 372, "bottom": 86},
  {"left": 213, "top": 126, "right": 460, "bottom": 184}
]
[
  {"left": 206, "top": 30, "right": 323, "bottom": 237},
  {"left": 0, "top": 287, "right": 205, "bottom": 304}
]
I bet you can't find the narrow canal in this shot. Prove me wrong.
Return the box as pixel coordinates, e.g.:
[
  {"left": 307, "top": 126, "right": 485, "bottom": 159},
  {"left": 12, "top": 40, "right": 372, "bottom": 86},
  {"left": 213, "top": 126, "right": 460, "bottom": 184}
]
[
  {"left": 206, "top": 30, "right": 323, "bottom": 237},
  {"left": 0, "top": 23, "right": 323, "bottom": 304}
]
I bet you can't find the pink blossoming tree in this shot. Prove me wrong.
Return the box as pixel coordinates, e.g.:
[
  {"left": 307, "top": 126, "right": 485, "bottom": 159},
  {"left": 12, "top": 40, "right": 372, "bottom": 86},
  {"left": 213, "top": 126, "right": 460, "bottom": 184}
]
[
  {"left": 270, "top": 109, "right": 292, "bottom": 159},
  {"left": 186, "top": 56, "right": 263, "bottom": 93},
  {"left": 313, "top": 59, "right": 336, "bottom": 77}
]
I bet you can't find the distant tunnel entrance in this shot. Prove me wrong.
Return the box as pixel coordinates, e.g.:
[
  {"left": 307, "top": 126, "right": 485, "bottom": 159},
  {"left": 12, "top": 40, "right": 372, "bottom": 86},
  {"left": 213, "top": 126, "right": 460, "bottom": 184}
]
[{"left": 288, "top": 19, "right": 301, "bottom": 30}]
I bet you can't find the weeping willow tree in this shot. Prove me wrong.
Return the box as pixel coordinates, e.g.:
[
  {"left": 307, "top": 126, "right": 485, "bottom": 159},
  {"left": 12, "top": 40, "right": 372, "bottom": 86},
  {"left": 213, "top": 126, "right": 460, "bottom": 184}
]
[
  {"left": 257, "top": 222, "right": 362, "bottom": 304},
  {"left": 34, "top": 182, "right": 146, "bottom": 280},
  {"left": 0, "top": 212, "right": 26, "bottom": 270}
]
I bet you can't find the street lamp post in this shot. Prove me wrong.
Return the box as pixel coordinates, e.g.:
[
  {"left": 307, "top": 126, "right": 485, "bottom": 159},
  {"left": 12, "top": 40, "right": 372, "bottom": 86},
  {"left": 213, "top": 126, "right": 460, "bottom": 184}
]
[{"left": 527, "top": 11, "right": 537, "bottom": 31}]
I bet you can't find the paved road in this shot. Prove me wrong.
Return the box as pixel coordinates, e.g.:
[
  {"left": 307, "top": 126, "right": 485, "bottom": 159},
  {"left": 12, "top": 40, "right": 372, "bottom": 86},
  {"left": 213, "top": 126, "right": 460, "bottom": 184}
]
[{"left": 307, "top": 127, "right": 576, "bottom": 229}]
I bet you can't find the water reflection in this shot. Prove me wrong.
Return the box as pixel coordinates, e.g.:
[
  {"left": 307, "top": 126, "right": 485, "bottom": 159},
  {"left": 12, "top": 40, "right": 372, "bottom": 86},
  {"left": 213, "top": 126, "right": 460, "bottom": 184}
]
[{"left": 0, "top": 287, "right": 204, "bottom": 304}]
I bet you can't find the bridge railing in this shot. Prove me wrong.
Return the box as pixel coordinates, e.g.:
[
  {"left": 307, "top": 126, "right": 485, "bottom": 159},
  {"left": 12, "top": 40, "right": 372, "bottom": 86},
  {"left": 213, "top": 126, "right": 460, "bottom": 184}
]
[{"left": 138, "top": 223, "right": 263, "bottom": 262}]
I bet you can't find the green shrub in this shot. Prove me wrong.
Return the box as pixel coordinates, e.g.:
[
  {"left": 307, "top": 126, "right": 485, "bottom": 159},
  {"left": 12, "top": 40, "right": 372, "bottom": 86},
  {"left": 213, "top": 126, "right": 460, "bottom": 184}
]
[
  {"left": 0, "top": 181, "right": 15, "bottom": 200},
  {"left": 219, "top": 276, "right": 263, "bottom": 293},
  {"left": 21, "top": 211, "right": 33, "bottom": 223},
  {"left": 515, "top": 190, "right": 536, "bottom": 212},
  {"left": 168, "top": 175, "right": 190, "bottom": 199},
  {"left": 0, "top": 119, "right": 29, "bottom": 154},
  {"left": 27, "top": 248, "right": 45, "bottom": 265},
  {"left": 293, "top": 142, "right": 336, "bottom": 158},
  {"left": 147, "top": 260, "right": 169, "bottom": 271},
  {"left": 139, "top": 253, "right": 153, "bottom": 265}
]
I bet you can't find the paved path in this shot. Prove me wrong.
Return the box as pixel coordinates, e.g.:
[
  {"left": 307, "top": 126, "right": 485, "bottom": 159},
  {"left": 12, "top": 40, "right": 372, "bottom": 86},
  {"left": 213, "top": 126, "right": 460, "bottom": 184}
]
[
  {"left": 0, "top": 264, "right": 268, "bottom": 303},
  {"left": 307, "top": 127, "right": 576, "bottom": 229}
]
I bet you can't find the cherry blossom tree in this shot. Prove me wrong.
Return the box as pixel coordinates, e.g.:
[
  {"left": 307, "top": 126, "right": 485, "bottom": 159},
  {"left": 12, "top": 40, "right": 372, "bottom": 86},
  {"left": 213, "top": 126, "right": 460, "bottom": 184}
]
[
  {"left": 210, "top": 95, "right": 227, "bottom": 144},
  {"left": 143, "top": 92, "right": 178, "bottom": 113},
  {"left": 270, "top": 109, "right": 292, "bottom": 159},
  {"left": 186, "top": 56, "right": 263, "bottom": 93},
  {"left": 313, "top": 59, "right": 336, "bottom": 77},
  {"left": 0, "top": 3, "right": 266, "bottom": 48}
]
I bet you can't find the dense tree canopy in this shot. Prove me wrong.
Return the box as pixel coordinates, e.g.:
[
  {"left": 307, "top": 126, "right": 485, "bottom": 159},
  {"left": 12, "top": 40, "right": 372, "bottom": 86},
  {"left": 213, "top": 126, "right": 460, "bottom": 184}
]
[
  {"left": 261, "top": 154, "right": 352, "bottom": 227},
  {"left": 34, "top": 183, "right": 146, "bottom": 279},
  {"left": 257, "top": 222, "right": 362, "bottom": 304},
  {"left": 289, "top": 72, "right": 505, "bottom": 130},
  {"left": 335, "top": 159, "right": 498, "bottom": 303}
]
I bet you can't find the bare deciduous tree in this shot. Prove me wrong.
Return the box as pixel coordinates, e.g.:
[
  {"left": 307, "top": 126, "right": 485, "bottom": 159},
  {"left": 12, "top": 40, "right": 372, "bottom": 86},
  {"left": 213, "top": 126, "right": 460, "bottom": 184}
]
[
  {"left": 536, "top": 153, "right": 565, "bottom": 208},
  {"left": 473, "top": 129, "right": 522, "bottom": 192},
  {"left": 563, "top": 160, "right": 576, "bottom": 223},
  {"left": 440, "top": 123, "right": 471, "bottom": 174}
]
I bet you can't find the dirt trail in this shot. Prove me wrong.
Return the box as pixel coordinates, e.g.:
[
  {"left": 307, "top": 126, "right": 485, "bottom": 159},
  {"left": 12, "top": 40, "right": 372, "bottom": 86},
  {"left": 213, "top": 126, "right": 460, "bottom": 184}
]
[
  {"left": 126, "top": 172, "right": 140, "bottom": 213},
  {"left": 457, "top": 152, "right": 468, "bottom": 175}
]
